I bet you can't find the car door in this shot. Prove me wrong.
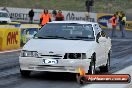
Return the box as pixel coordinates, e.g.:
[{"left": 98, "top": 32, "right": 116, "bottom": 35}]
[
  {"left": 99, "top": 31, "right": 109, "bottom": 64},
  {"left": 100, "top": 30, "right": 111, "bottom": 58},
  {"left": 93, "top": 24, "right": 104, "bottom": 66},
  {"left": 96, "top": 24, "right": 109, "bottom": 65},
  {"left": 95, "top": 32, "right": 106, "bottom": 66}
]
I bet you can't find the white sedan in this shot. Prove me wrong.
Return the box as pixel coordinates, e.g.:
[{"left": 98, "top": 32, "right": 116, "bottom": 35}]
[
  {"left": 0, "top": 10, "right": 11, "bottom": 24},
  {"left": 19, "top": 21, "right": 111, "bottom": 77}
]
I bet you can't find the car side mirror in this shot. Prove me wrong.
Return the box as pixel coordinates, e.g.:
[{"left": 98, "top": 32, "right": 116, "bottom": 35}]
[
  {"left": 96, "top": 38, "right": 99, "bottom": 43},
  {"left": 33, "top": 33, "right": 37, "bottom": 37},
  {"left": 98, "top": 37, "right": 106, "bottom": 43}
]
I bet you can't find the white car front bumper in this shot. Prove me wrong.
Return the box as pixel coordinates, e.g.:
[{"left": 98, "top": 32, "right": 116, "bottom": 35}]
[{"left": 19, "top": 57, "right": 91, "bottom": 73}]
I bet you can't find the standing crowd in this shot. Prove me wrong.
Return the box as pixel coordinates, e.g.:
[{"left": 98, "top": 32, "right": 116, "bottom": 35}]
[
  {"left": 28, "top": 9, "right": 64, "bottom": 26},
  {"left": 111, "top": 11, "right": 126, "bottom": 38}
]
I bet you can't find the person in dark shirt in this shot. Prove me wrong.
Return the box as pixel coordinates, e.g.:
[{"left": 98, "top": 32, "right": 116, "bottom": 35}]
[
  {"left": 52, "top": 9, "right": 57, "bottom": 16},
  {"left": 85, "top": 0, "right": 94, "bottom": 12},
  {"left": 1, "top": 7, "right": 9, "bottom": 13},
  {"left": 52, "top": 9, "right": 57, "bottom": 21},
  {"left": 28, "top": 9, "right": 34, "bottom": 24}
]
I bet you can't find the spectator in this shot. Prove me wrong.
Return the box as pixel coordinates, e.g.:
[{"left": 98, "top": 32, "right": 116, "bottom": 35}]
[
  {"left": 111, "top": 14, "right": 117, "bottom": 37},
  {"left": 85, "top": 0, "right": 90, "bottom": 12},
  {"left": 121, "top": 13, "right": 126, "bottom": 37},
  {"left": 52, "top": 9, "right": 57, "bottom": 21},
  {"left": 118, "top": 11, "right": 123, "bottom": 31},
  {"left": 55, "top": 10, "right": 64, "bottom": 21},
  {"left": 28, "top": 9, "right": 34, "bottom": 24},
  {"left": 52, "top": 9, "right": 57, "bottom": 17},
  {"left": 40, "top": 9, "right": 51, "bottom": 26},
  {"left": 1, "top": 7, "right": 9, "bottom": 13},
  {"left": 85, "top": 0, "right": 94, "bottom": 12}
]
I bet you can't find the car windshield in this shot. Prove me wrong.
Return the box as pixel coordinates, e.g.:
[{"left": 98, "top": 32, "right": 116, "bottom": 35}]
[
  {"left": 35, "top": 23, "right": 95, "bottom": 41},
  {"left": 0, "top": 12, "right": 9, "bottom": 18}
]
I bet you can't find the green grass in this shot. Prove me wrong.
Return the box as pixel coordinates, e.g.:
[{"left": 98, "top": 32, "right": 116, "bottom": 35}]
[{"left": 0, "top": 0, "right": 132, "bottom": 13}]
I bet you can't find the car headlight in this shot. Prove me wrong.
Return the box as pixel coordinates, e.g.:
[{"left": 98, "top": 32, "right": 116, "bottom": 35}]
[
  {"left": 64, "top": 53, "right": 86, "bottom": 59},
  {"left": 20, "top": 50, "right": 39, "bottom": 57}
]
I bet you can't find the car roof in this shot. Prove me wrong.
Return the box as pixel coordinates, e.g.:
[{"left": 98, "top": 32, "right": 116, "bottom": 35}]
[
  {"left": 0, "top": 10, "right": 8, "bottom": 13},
  {"left": 49, "top": 21, "right": 97, "bottom": 25}
]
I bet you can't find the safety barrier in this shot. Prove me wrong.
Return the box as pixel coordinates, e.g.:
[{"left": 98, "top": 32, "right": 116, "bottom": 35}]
[
  {"left": 9, "top": 22, "right": 21, "bottom": 28},
  {"left": 20, "top": 24, "right": 40, "bottom": 46},
  {"left": 0, "top": 25, "right": 20, "bottom": 51},
  {"left": 126, "top": 21, "right": 132, "bottom": 31}
]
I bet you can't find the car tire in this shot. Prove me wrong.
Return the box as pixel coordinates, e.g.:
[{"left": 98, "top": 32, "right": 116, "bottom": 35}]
[
  {"left": 100, "top": 52, "right": 110, "bottom": 72},
  {"left": 76, "top": 73, "right": 87, "bottom": 85},
  {"left": 88, "top": 54, "right": 96, "bottom": 74},
  {"left": 20, "top": 69, "right": 31, "bottom": 77},
  {"left": 78, "top": 76, "right": 87, "bottom": 85}
]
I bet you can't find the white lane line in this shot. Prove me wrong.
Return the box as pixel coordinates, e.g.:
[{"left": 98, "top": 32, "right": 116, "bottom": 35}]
[{"left": 0, "top": 49, "right": 21, "bottom": 54}]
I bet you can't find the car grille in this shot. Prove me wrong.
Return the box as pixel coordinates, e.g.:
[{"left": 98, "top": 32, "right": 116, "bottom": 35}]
[{"left": 63, "top": 53, "right": 86, "bottom": 59}]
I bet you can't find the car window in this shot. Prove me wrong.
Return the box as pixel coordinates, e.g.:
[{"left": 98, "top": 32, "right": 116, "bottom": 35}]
[
  {"left": 93, "top": 24, "right": 99, "bottom": 35},
  {"left": 96, "top": 24, "right": 102, "bottom": 32},
  {"left": 35, "top": 23, "right": 95, "bottom": 41},
  {"left": 0, "top": 12, "right": 9, "bottom": 18}
]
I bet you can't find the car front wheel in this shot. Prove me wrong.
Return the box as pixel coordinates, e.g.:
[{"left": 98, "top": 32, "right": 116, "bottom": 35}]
[
  {"left": 88, "top": 54, "right": 96, "bottom": 74},
  {"left": 100, "top": 52, "right": 110, "bottom": 72}
]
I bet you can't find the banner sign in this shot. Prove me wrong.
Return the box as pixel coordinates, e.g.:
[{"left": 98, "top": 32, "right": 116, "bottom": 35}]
[
  {"left": 64, "top": 11, "right": 96, "bottom": 22},
  {"left": 77, "top": 74, "right": 130, "bottom": 84},
  {"left": 126, "top": 21, "right": 132, "bottom": 31},
  {"left": 20, "top": 24, "right": 40, "bottom": 46},
  {"left": 97, "top": 13, "right": 113, "bottom": 29},
  {"left": 0, "top": 7, "right": 97, "bottom": 23},
  {"left": 0, "top": 27, "right": 20, "bottom": 51}
]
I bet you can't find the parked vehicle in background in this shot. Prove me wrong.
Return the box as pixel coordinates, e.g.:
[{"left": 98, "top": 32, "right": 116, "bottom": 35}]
[{"left": 0, "top": 10, "right": 11, "bottom": 24}]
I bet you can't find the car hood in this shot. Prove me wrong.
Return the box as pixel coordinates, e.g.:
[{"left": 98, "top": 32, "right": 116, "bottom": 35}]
[{"left": 23, "top": 39, "right": 96, "bottom": 54}]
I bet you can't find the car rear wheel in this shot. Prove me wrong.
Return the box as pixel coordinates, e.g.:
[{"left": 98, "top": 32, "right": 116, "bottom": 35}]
[
  {"left": 76, "top": 75, "right": 87, "bottom": 85},
  {"left": 20, "top": 69, "right": 31, "bottom": 77},
  {"left": 100, "top": 52, "right": 110, "bottom": 72}
]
